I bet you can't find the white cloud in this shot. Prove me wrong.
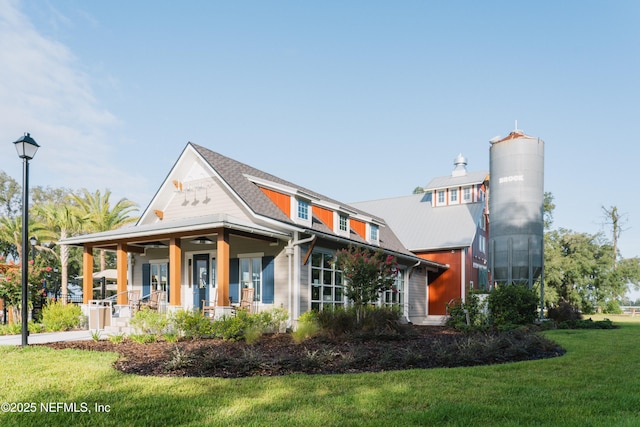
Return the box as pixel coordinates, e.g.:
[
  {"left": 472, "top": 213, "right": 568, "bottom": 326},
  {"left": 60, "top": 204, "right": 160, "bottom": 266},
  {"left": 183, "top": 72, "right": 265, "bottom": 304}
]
[{"left": 0, "top": 0, "right": 148, "bottom": 205}]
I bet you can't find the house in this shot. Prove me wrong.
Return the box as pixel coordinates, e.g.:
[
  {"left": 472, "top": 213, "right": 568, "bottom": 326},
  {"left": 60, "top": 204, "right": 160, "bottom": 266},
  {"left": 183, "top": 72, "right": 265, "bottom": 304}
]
[
  {"left": 351, "top": 154, "right": 489, "bottom": 323},
  {"left": 62, "top": 143, "right": 447, "bottom": 326}
]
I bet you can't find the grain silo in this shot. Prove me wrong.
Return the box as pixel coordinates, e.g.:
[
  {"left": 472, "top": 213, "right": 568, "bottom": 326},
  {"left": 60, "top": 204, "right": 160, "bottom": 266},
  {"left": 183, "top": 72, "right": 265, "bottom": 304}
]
[{"left": 488, "top": 129, "right": 544, "bottom": 288}]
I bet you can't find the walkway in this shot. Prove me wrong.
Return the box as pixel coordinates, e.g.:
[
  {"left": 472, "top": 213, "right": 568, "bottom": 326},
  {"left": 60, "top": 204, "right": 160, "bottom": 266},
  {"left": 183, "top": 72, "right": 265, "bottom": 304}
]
[{"left": 0, "top": 330, "right": 97, "bottom": 346}]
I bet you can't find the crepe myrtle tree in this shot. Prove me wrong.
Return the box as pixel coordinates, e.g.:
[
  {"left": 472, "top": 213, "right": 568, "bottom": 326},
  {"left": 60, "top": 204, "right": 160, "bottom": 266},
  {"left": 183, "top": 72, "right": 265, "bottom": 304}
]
[{"left": 336, "top": 245, "right": 398, "bottom": 323}]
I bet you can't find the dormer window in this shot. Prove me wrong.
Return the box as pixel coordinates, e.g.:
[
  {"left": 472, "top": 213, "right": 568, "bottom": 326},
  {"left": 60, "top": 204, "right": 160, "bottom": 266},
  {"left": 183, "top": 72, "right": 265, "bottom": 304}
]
[
  {"left": 297, "top": 199, "right": 309, "bottom": 220},
  {"left": 370, "top": 224, "right": 379, "bottom": 243},
  {"left": 463, "top": 187, "right": 471, "bottom": 202},
  {"left": 339, "top": 214, "right": 348, "bottom": 232},
  {"left": 437, "top": 190, "right": 445, "bottom": 205},
  {"left": 450, "top": 188, "right": 458, "bottom": 203}
]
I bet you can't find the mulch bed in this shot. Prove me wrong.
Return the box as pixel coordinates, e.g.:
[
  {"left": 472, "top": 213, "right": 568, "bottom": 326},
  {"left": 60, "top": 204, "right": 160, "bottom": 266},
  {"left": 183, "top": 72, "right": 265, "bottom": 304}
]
[{"left": 41, "top": 326, "right": 565, "bottom": 378}]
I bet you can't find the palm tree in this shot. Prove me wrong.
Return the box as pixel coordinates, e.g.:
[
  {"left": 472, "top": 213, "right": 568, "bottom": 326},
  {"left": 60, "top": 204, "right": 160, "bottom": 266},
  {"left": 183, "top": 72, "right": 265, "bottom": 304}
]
[
  {"left": 73, "top": 189, "right": 139, "bottom": 271},
  {"left": 35, "top": 202, "right": 85, "bottom": 303},
  {"left": 0, "top": 215, "right": 52, "bottom": 263}
]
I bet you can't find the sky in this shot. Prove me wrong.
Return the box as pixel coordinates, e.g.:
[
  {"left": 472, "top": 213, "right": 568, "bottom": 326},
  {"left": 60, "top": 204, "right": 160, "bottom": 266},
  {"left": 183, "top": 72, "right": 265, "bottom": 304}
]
[{"left": 1, "top": 1, "right": 639, "bottom": 297}]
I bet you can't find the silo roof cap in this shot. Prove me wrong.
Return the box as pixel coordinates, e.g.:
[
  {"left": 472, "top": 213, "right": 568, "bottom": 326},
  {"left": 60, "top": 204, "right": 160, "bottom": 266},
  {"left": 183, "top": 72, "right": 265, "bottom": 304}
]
[{"left": 494, "top": 130, "right": 536, "bottom": 143}]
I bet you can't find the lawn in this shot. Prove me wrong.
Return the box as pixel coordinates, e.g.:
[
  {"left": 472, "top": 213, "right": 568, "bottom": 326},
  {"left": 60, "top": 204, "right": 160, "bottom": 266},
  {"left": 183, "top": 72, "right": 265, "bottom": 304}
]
[{"left": 1, "top": 318, "right": 639, "bottom": 426}]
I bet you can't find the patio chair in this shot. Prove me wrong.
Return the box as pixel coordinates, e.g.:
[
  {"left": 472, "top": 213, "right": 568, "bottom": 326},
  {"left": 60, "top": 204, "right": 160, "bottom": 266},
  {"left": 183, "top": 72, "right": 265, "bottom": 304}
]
[
  {"left": 239, "top": 287, "right": 255, "bottom": 314},
  {"left": 202, "top": 289, "right": 218, "bottom": 317},
  {"left": 128, "top": 290, "right": 141, "bottom": 313},
  {"left": 142, "top": 290, "right": 165, "bottom": 311}
]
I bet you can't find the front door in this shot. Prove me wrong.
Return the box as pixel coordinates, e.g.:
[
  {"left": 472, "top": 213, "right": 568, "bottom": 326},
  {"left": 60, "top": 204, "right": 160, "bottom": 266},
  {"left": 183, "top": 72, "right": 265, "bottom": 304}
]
[{"left": 193, "top": 254, "right": 209, "bottom": 310}]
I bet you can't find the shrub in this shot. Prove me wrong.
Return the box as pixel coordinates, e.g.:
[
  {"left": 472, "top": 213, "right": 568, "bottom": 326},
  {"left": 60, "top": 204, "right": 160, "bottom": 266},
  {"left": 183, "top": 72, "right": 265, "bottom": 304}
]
[
  {"left": 254, "top": 308, "right": 289, "bottom": 333},
  {"left": 292, "top": 310, "right": 320, "bottom": 343},
  {"left": 446, "top": 292, "right": 488, "bottom": 331},
  {"left": 171, "top": 309, "right": 214, "bottom": 339},
  {"left": 547, "top": 299, "right": 582, "bottom": 323},
  {"left": 130, "top": 307, "right": 169, "bottom": 335},
  {"left": 129, "top": 334, "right": 157, "bottom": 344},
  {"left": 41, "top": 302, "right": 83, "bottom": 331},
  {"left": 314, "top": 306, "right": 404, "bottom": 338},
  {"left": 0, "top": 323, "right": 21, "bottom": 335},
  {"left": 488, "top": 284, "right": 539, "bottom": 327},
  {"left": 557, "top": 318, "right": 618, "bottom": 330},
  {"left": 211, "top": 311, "right": 251, "bottom": 341},
  {"left": 108, "top": 333, "right": 126, "bottom": 344}
]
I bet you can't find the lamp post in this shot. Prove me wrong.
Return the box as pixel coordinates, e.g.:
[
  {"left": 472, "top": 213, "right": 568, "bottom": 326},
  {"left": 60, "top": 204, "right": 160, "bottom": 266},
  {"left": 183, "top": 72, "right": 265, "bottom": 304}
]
[{"left": 14, "top": 133, "right": 40, "bottom": 347}]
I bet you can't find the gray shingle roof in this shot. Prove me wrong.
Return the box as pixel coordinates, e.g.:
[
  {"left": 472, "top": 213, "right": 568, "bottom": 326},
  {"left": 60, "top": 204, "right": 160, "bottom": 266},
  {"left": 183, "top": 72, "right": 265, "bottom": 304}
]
[
  {"left": 191, "top": 143, "right": 414, "bottom": 257},
  {"left": 350, "top": 194, "right": 484, "bottom": 251}
]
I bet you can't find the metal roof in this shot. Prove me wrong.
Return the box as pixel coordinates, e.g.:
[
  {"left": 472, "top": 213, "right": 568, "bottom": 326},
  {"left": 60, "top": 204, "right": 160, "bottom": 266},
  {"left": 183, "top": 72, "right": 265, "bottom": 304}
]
[
  {"left": 350, "top": 194, "right": 484, "bottom": 252},
  {"left": 424, "top": 170, "right": 489, "bottom": 191}
]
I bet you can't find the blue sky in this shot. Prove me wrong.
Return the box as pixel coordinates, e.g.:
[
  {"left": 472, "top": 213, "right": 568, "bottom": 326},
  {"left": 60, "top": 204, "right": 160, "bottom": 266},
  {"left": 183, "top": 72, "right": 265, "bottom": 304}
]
[{"left": 1, "top": 1, "right": 639, "bottom": 295}]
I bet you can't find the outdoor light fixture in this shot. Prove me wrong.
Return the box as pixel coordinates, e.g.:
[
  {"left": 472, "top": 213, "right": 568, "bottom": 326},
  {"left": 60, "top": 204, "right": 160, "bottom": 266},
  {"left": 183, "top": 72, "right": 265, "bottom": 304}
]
[
  {"left": 30, "top": 236, "right": 38, "bottom": 262},
  {"left": 140, "top": 241, "right": 167, "bottom": 248},
  {"left": 14, "top": 132, "right": 40, "bottom": 160},
  {"left": 191, "top": 236, "right": 215, "bottom": 245},
  {"left": 13, "top": 132, "right": 40, "bottom": 346}
]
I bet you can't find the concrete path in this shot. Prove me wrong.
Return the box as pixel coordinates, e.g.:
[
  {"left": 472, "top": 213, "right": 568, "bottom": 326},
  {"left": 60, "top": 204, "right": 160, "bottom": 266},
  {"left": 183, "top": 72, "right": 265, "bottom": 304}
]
[{"left": 0, "top": 330, "right": 97, "bottom": 346}]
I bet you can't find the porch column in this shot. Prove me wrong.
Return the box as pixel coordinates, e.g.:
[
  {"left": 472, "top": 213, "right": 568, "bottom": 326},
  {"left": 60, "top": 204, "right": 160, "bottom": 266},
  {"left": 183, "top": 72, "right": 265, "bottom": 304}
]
[
  {"left": 116, "top": 243, "right": 128, "bottom": 305},
  {"left": 217, "top": 229, "right": 230, "bottom": 306},
  {"left": 82, "top": 245, "right": 93, "bottom": 304},
  {"left": 169, "top": 237, "right": 182, "bottom": 306}
]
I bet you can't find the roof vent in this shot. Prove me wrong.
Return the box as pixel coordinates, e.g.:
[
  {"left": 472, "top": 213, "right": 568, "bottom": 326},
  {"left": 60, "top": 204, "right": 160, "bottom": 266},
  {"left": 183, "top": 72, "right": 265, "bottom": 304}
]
[{"left": 452, "top": 153, "right": 468, "bottom": 177}]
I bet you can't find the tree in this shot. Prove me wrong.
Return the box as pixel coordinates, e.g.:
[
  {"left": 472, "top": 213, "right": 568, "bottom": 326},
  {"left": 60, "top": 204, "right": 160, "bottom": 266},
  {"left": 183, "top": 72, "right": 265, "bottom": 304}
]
[
  {"left": 336, "top": 245, "right": 398, "bottom": 324},
  {"left": 0, "top": 171, "right": 20, "bottom": 218},
  {"left": 412, "top": 186, "right": 425, "bottom": 194},
  {"left": 0, "top": 257, "right": 52, "bottom": 324},
  {"left": 72, "top": 189, "right": 139, "bottom": 271},
  {"left": 34, "top": 200, "right": 85, "bottom": 303},
  {"left": 602, "top": 205, "right": 626, "bottom": 269}
]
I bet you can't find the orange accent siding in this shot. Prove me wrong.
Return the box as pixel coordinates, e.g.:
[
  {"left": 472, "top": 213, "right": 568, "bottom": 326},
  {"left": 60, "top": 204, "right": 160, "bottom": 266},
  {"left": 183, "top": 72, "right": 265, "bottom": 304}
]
[
  {"left": 351, "top": 219, "right": 366, "bottom": 239},
  {"left": 418, "top": 250, "right": 463, "bottom": 315},
  {"left": 312, "top": 205, "right": 334, "bottom": 231},
  {"left": 260, "top": 187, "right": 291, "bottom": 217}
]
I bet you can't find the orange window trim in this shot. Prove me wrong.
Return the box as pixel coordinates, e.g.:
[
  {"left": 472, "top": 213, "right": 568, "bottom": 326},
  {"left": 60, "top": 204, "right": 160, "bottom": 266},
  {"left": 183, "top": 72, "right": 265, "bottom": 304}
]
[
  {"left": 351, "top": 218, "right": 366, "bottom": 239},
  {"left": 312, "top": 206, "right": 334, "bottom": 231},
  {"left": 260, "top": 187, "right": 291, "bottom": 217}
]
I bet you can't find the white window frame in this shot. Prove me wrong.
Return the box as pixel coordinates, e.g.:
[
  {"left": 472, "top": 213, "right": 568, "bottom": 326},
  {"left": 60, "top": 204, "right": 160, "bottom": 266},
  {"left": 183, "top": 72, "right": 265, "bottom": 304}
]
[
  {"left": 463, "top": 187, "right": 471, "bottom": 202},
  {"left": 449, "top": 188, "right": 458, "bottom": 204},
  {"left": 369, "top": 224, "right": 379, "bottom": 244},
  {"left": 238, "top": 252, "right": 264, "bottom": 302},
  {"left": 381, "top": 269, "right": 405, "bottom": 308},
  {"left": 310, "top": 251, "right": 344, "bottom": 311},
  {"left": 437, "top": 190, "right": 445, "bottom": 206}
]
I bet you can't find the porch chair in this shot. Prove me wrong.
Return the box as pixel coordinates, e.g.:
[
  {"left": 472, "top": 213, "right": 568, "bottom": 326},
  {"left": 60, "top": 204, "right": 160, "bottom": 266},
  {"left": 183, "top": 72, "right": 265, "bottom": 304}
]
[
  {"left": 202, "top": 289, "right": 218, "bottom": 317},
  {"left": 142, "top": 290, "right": 165, "bottom": 311},
  {"left": 128, "top": 290, "right": 141, "bottom": 314},
  {"left": 239, "top": 287, "right": 255, "bottom": 314}
]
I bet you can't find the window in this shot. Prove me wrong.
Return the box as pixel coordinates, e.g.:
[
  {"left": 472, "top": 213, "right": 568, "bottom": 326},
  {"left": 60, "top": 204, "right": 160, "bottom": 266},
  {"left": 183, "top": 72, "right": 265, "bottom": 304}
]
[
  {"left": 450, "top": 188, "right": 458, "bottom": 203},
  {"left": 150, "top": 262, "right": 168, "bottom": 293},
  {"left": 339, "top": 214, "right": 348, "bottom": 232},
  {"left": 463, "top": 187, "right": 471, "bottom": 202},
  {"left": 437, "top": 191, "right": 445, "bottom": 205},
  {"left": 240, "top": 257, "right": 262, "bottom": 301},
  {"left": 310, "top": 252, "right": 344, "bottom": 311},
  {"left": 479, "top": 235, "right": 486, "bottom": 254},
  {"left": 370, "top": 224, "right": 379, "bottom": 242},
  {"left": 297, "top": 199, "right": 309, "bottom": 220},
  {"left": 382, "top": 270, "right": 404, "bottom": 308}
]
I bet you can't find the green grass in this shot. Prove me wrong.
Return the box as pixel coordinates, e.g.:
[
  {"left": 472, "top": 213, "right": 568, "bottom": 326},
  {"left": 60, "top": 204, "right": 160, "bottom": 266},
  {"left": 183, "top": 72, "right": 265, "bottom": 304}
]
[{"left": 1, "top": 320, "right": 639, "bottom": 426}]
